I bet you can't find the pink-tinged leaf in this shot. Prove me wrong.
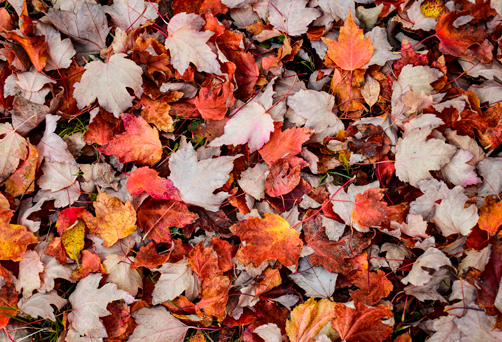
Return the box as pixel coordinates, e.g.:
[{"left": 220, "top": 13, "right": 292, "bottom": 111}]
[
  {"left": 126, "top": 167, "right": 181, "bottom": 200},
  {"left": 99, "top": 114, "right": 163, "bottom": 167}
]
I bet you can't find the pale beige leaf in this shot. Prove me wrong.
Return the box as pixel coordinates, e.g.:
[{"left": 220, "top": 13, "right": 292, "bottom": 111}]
[
  {"left": 18, "top": 290, "right": 67, "bottom": 321},
  {"left": 103, "top": 0, "right": 158, "bottom": 31},
  {"left": 68, "top": 273, "right": 134, "bottom": 338},
  {"left": 4, "top": 67, "right": 56, "bottom": 105},
  {"left": 268, "top": 0, "right": 320, "bottom": 36},
  {"left": 103, "top": 254, "right": 142, "bottom": 296},
  {"left": 37, "top": 114, "right": 76, "bottom": 165},
  {"left": 129, "top": 306, "right": 189, "bottom": 342},
  {"left": 15, "top": 250, "right": 43, "bottom": 299},
  {"left": 401, "top": 248, "right": 451, "bottom": 286},
  {"left": 36, "top": 23, "right": 76, "bottom": 71},
  {"left": 151, "top": 259, "right": 195, "bottom": 305},
  {"left": 170, "top": 137, "right": 240, "bottom": 211},
  {"left": 0, "top": 122, "right": 28, "bottom": 183},
  {"left": 238, "top": 162, "right": 269, "bottom": 200},
  {"left": 73, "top": 53, "right": 143, "bottom": 117}
]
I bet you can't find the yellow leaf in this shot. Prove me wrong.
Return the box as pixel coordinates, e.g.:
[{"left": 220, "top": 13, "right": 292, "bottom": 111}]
[{"left": 62, "top": 220, "right": 86, "bottom": 261}]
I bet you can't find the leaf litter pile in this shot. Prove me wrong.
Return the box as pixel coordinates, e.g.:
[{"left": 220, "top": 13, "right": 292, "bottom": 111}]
[{"left": 3, "top": 0, "right": 502, "bottom": 340}]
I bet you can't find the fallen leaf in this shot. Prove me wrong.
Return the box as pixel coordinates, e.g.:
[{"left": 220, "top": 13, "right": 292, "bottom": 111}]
[
  {"left": 289, "top": 257, "right": 338, "bottom": 298},
  {"left": 129, "top": 306, "right": 189, "bottom": 342},
  {"left": 127, "top": 166, "right": 181, "bottom": 200},
  {"left": 267, "top": 0, "right": 321, "bottom": 36},
  {"left": 230, "top": 213, "right": 303, "bottom": 268},
  {"left": 286, "top": 297, "right": 336, "bottom": 342},
  {"left": 349, "top": 270, "right": 393, "bottom": 305},
  {"left": 99, "top": 114, "right": 163, "bottom": 167},
  {"left": 0, "top": 122, "right": 28, "bottom": 183},
  {"left": 0, "top": 209, "right": 37, "bottom": 261},
  {"left": 478, "top": 196, "right": 502, "bottom": 234}
]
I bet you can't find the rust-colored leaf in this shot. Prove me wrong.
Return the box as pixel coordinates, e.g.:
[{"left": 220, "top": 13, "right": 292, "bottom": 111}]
[
  {"left": 478, "top": 195, "right": 502, "bottom": 234},
  {"left": 349, "top": 270, "right": 393, "bottom": 305},
  {"left": 126, "top": 166, "right": 181, "bottom": 200}
]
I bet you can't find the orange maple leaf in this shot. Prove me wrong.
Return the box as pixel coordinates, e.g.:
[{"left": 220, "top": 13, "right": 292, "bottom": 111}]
[
  {"left": 323, "top": 12, "right": 373, "bottom": 71},
  {"left": 332, "top": 301, "right": 393, "bottom": 342},
  {"left": 0, "top": 209, "right": 37, "bottom": 261},
  {"left": 349, "top": 270, "right": 394, "bottom": 305},
  {"left": 351, "top": 188, "right": 391, "bottom": 230},
  {"left": 126, "top": 166, "right": 181, "bottom": 201},
  {"left": 230, "top": 213, "right": 303, "bottom": 268},
  {"left": 478, "top": 195, "right": 502, "bottom": 234},
  {"left": 286, "top": 297, "right": 336, "bottom": 342}
]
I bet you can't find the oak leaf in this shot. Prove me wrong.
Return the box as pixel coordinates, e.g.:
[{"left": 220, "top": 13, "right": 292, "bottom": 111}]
[
  {"left": 126, "top": 167, "right": 181, "bottom": 200},
  {"left": 73, "top": 54, "right": 143, "bottom": 117},
  {"left": 0, "top": 209, "right": 37, "bottom": 261},
  {"left": 323, "top": 12, "right": 373, "bottom": 71},
  {"left": 285, "top": 297, "right": 336, "bottom": 342},
  {"left": 331, "top": 301, "right": 393, "bottom": 342},
  {"left": 230, "top": 213, "right": 303, "bottom": 268},
  {"left": 68, "top": 273, "right": 134, "bottom": 338},
  {"left": 99, "top": 114, "right": 163, "bottom": 167},
  {"left": 169, "top": 137, "right": 240, "bottom": 211}
]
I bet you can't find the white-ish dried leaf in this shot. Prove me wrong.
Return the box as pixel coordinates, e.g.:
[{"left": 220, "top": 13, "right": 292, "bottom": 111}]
[
  {"left": 471, "top": 81, "right": 502, "bottom": 105},
  {"left": 209, "top": 102, "right": 274, "bottom": 152},
  {"left": 442, "top": 149, "right": 482, "bottom": 187},
  {"left": 103, "top": 254, "right": 142, "bottom": 297},
  {"left": 287, "top": 89, "right": 343, "bottom": 133},
  {"left": 129, "top": 306, "right": 188, "bottom": 342},
  {"left": 18, "top": 290, "right": 67, "bottom": 321},
  {"left": 15, "top": 250, "right": 43, "bottom": 299},
  {"left": 238, "top": 162, "right": 269, "bottom": 200},
  {"left": 289, "top": 257, "right": 337, "bottom": 298},
  {"left": 317, "top": 0, "right": 357, "bottom": 23},
  {"left": 4, "top": 68, "right": 56, "bottom": 104},
  {"left": 361, "top": 74, "right": 380, "bottom": 107},
  {"left": 103, "top": 0, "right": 158, "bottom": 31},
  {"left": 39, "top": 254, "right": 75, "bottom": 293},
  {"left": 268, "top": 0, "right": 320, "bottom": 36},
  {"left": 169, "top": 138, "right": 240, "bottom": 212},
  {"left": 381, "top": 243, "right": 411, "bottom": 272},
  {"left": 37, "top": 114, "right": 76, "bottom": 165},
  {"left": 432, "top": 186, "right": 478, "bottom": 237},
  {"left": 73, "top": 54, "right": 143, "bottom": 117},
  {"left": 254, "top": 323, "right": 283, "bottom": 342},
  {"left": 152, "top": 259, "right": 195, "bottom": 305},
  {"left": 402, "top": 248, "right": 452, "bottom": 286},
  {"left": 395, "top": 128, "right": 456, "bottom": 187},
  {"left": 38, "top": 160, "right": 79, "bottom": 192},
  {"left": 365, "top": 27, "right": 400, "bottom": 67},
  {"left": 477, "top": 157, "right": 502, "bottom": 197},
  {"left": 165, "top": 13, "right": 220, "bottom": 75},
  {"left": 459, "top": 246, "right": 491, "bottom": 273},
  {"left": 68, "top": 273, "right": 134, "bottom": 338},
  {"left": 394, "top": 213, "right": 429, "bottom": 239},
  {"left": 36, "top": 23, "right": 76, "bottom": 71},
  {"left": 0, "top": 122, "right": 28, "bottom": 183}
]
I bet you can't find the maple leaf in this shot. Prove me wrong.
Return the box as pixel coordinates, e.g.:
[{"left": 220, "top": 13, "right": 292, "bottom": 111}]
[
  {"left": 152, "top": 259, "right": 195, "bottom": 305},
  {"left": 83, "top": 192, "right": 137, "bottom": 247},
  {"left": 323, "top": 12, "right": 373, "bottom": 71},
  {"left": 478, "top": 196, "right": 502, "bottom": 234},
  {"left": 103, "top": 0, "right": 158, "bottom": 31},
  {"left": 286, "top": 297, "right": 336, "bottom": 342},
  {"left": 165, "top": 13, "right": 220, "bottom": 75},
  {"left": 137, "top": 198, "right": 198, "bottom": 243},
  {"left": 432, "top": 186, "right": 478, "bottom": 237},
  {"left": 129, "top": 306, "right": 189, "bottom": 342},
  {"left": 238, "top": 162, "right": 269, "bottom": 200},
  {"left": 331, "top": 301, "right": 393, "bottom": 342},
  {"left": 189, "top": 243, "right": 221, "bottom": 281},
  {"left": 287, "top": 89, "right": 343, "bottom": 133},
  {"left": 35, "top": 22, "right": 75, "bottom": 71},
  {"left": 46, "top": 2, "right": 110, "bottom": 58},
  {"left": 126, "top": 166, "right": 181, "bottom": 200},
  {"left": 0, "top": 122, "right": 28, "bottom": 183},
  {"left": 99, "top": 114, "right": 163, "bottom": 167},
  {"left": 0, "top": 283, "right": 18, "bottom": 329},
  {"left": 3, "top": 31, "right": 48, "bottom": 72},
  {"left": 103, "top": 254, "right": 142, "bottom": 296},
  {"left": 37, "top": 114, "right": 75, "bottom": 165},
  {"left": 259, "top": 127, "right": 314, "bottom": 165},
  {"left": 169, "top": 137, "right": 240, "bottom": 211},
  {"left": 18, "top": 290, "right": 67, "bottom": 321},
  {"left": 230, "top": 213, "right": 303, "bottom": 268},
  {"left": 61, "top": 220, "right": 85, "bottom": 261},
  {"left": 209, "top": 102, "right": 275, "bottom": 152},
  {"left": 349, "top": 270, "right": 393, "bottom": 305},
  {"left": 289, "top": 257, "right": 338, "bottom": 298},
  {"left": 395, "top": 127, "right": 456, "bottom": 187},
  {"left": 351, "top": 188, "right": 392, "bottom": 231},
  {"left": 254, "top": 324, "right": 283, "bottom": 342},
  {"left": 0, "top": 209, "right": 37, "bottom": 261},
  {"left": 402, "top": 248, "right": 451, "bottom": 286},
  {"left": 68, "top": 273, "right": 134, "bottom": 338},
  {"left": 196, "top": 275, "right": 231, "bottom": 319},
  {"left": 267, "top": 0, "right": 321, "bottom": 36},
  {"left": 195, "top": 79, "right": 235, "bottom": 120},
  {"left": 436, "top": 11, "right": 493, "bottom": 63},
  {"left": 4, "top": 68, "right": 56, "bottom": 105},
  {"left": 73, "top": 54, "right": 143, "bottom": 117},
  {"left": 10, "top": 96, "right": 48, "bottom": 136},
  {"left": 317, "top": 0, "right": 357, "bottom": 23},
  {"left": 15, "top": 250, "right": 43, "bottom": 299}
]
